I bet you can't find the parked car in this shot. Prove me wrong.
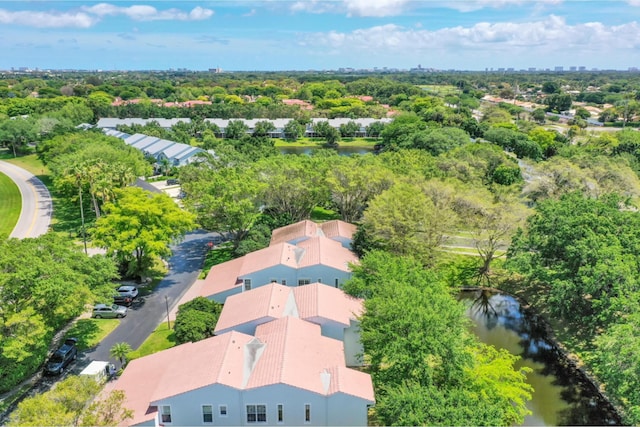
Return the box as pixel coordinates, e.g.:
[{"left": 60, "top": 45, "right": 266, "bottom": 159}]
[
  {"left": 45, "top": 338, "right": 78, "bottom": 375},
  {"left": 116, "top": 285, "right": 138, "bottom": 299},
  {"left": 92, "top": 304, "right": 127, "bottom": 319},
  {"left": 113, "top": 294, "right": 133, "bottom": 306},
  {"left": 166, "top": 178, "right": 180, "bottom": 186}
]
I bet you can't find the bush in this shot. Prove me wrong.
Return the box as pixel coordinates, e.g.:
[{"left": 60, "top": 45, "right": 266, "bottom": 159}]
[{"left": 173, "top": 297, "right": 222, "bottom": 344}]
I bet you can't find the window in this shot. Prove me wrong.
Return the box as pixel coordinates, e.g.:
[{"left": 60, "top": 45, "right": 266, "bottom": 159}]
[
  {"left": 335, "top": 278, "right": 339, "bottom": 288},
  {"left": 219, "top": 405, "right": 227, "bottom": 417},
  {"left": 244, "top": 279, "right": 252, "bottom": 291},
  {"left": 282, "top": 279, "right": 287, "bottom": 286},
  {"left": 202, "top": 405, "right": 213, "bottom": 423},
  {"left": 305, "top": 404, "right": 311, "bottom": 423},
  {"left": 161, "top": 405, "right": 172, "bottom": 424},
  {"left": 277, "top": 404, "right": 284, "bottom": 423},
  {"left": 270, "top": 279, "right": 278, "bottom": 283},
  {"left": 317, "top": 278, "right": 322, "bottom": 283},
  {"left": 298, "top": 279, "right": 310, "bottom": 286},
  {"left": 246, "top": 404, "right": 267, "bottom": 423}
]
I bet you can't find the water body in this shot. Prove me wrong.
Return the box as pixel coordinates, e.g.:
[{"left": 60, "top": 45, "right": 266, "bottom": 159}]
[
  {"left": 461, "top": 290, "right": 621, "bottom": 426},
  {"left": 278, "top": 145, "right": 374, "bottom": 156}
]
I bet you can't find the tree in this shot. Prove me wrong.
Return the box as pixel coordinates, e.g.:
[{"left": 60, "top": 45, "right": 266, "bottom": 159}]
[
  {"left": 362, "top": 181, "right": 456, "bottom": 265},
  {"left": 182, "top": 166, "right": 265, "bottom": 249},
  {"left": 8, "top": 375, "right": 132, "bottom": 427},
  {"left": 92, "top": 187, "right": 196, "bottom": 280},
  {"left": 366, "top": 121, "right": 386, "bottom": 138},
  {"left": 326, "top": 157, "right": 394, "bottom": 222},
  {"left": 0, "top": 117, "right": 37, "bottom": 157},
  {"left": 531, "top": 108, "right": 546, "bottom": 123},
  {"left": 575, "top": 107, "right": 591, "bottom": 120},
  {"left": 283, "top": 120, "right": 305, "bottom": 141},
  {"left": 110, "top": 342, "right": 133, "bottom": 368},
  {"left": 542, "top": 81, "right": 560, "bottom": 94},
  {"left": 545, "top": 93, "right": 573, "bottom": 113},
  {"left": 225, "top": 119, "right": 249, "bottom": 139},
  {"left": 344, "top": 251, "right": 532, "bottom": 426},
  {"left": 0, "top": 234, "right": 117, "bottom": 392},
  {"left": 252, "top": 120, "right": 276, "bottom": 138},
  {"left": 339, "top": 120, "right": 360, "bottom": 138},
  {"left": 174, "top": 297, "right": 223, "bottom": 344}
]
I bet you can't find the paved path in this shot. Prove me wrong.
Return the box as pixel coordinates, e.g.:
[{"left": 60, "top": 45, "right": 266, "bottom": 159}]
[
  {"left": 82, "top": 230, "right": 217, "bottom": 365},
  {"left": 0, "top": 161, "right": 52, "bottom": 238}
]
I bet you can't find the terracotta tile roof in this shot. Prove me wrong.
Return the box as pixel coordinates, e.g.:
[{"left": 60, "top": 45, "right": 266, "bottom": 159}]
[
  {"left": 296, "top": 237, "right": 358, "bottom": 271},
  {"left": 214, "top": 283, "right": 362, "bottom": 334},
  {"left": 247, "top": 317, "right": 373, "bottom": 402},
  {"left": 201, "top": 237, "right": 357, "bottom": 299},
  {"left": 270, "top": 220, "right": 321, "bottom": 245},
  {"left": 319, "top": 220, "right": 357, "bottom": 241},
  {"left": 293, "top": 283, "right": 363, "bottom": 327},
  {"left": 214, "top": 284, "right": 295, "bottom": 333},
  {"left": 109, "top": 319, "right": 374, "bottom": 424},
  {"left": 107, "top": 331, "right": 252, "bottom": 425}
]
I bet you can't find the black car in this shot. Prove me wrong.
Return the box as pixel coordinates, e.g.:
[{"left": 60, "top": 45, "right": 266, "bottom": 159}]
[
  {"left": 44, "top": 338, "right": 78, "bottom": 375},
  {"left": 113, "top": 294, "right": 133, "bottom": 306}
]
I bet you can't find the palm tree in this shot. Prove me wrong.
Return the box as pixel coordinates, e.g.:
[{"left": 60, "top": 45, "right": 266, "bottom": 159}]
[{"left": 110, "top": 342, "right": 132, "bottom": 369}]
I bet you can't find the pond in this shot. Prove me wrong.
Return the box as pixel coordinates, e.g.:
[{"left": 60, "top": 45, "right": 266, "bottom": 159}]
[
  {"left": 461, "top": 290, "right": 621, "bottom": 426},
  {"left": 278, "top": 145, "right": 374, "bottom": 156}
]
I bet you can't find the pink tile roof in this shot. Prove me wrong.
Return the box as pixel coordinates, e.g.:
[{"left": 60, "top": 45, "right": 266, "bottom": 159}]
[
  {"left": 199, "top": 242, "right": 300, "bottom": 298},
  {"left": 214, "top": 284, "right": 293, "bottom": 333},
  {"left": 270, "top": 220, "right": 320, "bottom": 245},
  {"left": 201, "top": 237, "right": 357, "bottom": 299},
  {"left": 296, "top": 237, "right": 358, "bottom": 270},
  {"left": 107, "top": 331, "right": 252, "bottom": 425},
  {"left": 214, "top": 283, "right": 363, "bottom": 334},
  {"left": 320, "top": 220, "right": 357, "bottom": 241},
  {"left": 109, "top": 319, "right": 374, "bottom": 423},
  {"left": 249, "top": 317, "right": 374, "bottom": 401},
  {"left": 270, "top": 219, "right": 356, "bottom": 246},
  {"left": 293, "top": 283, "right": 363, "bottom": 326}
]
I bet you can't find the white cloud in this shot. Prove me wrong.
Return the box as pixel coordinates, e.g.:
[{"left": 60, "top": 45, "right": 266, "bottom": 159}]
[
  {"left": 0, "top": 9, "right": 97, "bottom": 28},
  {"left": 304, "top": 16, "right": 640, "bottom": 53},
  {"left": 82, "top": 3, "right": 214, "bottom": 21},
  {"left": 292, "top": 0, "right": 563, "bottom": 17},
  {"left": 629, "top": 0, "right": 640, "bottom": 5}
]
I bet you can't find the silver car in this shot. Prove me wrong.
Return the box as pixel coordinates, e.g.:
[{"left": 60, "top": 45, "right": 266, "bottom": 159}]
[{"left": 92, "top": 303, "right": 127, "bottom": 319}]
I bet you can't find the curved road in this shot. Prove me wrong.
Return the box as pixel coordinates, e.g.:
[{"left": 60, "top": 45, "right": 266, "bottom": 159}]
[{"left": 0, "top": 161, "right": 52, "bottom": 238}]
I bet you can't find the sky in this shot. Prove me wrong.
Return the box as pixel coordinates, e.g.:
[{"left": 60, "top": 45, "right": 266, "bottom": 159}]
[{"left": 1, "top": 0, "right": 639, "bottom": 71}]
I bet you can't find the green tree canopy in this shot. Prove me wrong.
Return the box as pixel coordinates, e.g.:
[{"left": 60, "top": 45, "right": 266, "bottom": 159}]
[{"left": 92, "top": 187, "right": 196, "bottom": 280}]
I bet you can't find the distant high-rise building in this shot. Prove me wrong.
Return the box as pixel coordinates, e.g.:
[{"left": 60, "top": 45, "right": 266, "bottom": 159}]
[
  {"left": 569, "top": 66, "right": 577, "bottom": 71},
  {"left": 578, "top": 66, "right": 586, "bottom": 71},
  {"left": 554, "top": 66, "right": 564, "bottom": 71},
  {"left": 528, "top": 67, "right": 537, "bottom": 71}
]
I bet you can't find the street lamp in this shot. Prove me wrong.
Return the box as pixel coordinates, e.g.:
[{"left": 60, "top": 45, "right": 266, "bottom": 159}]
[{"left": 165, "top": 295, "right": 171, "bottom": 330}]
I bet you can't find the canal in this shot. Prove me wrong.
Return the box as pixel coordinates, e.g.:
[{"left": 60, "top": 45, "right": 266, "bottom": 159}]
[{"left": 461, "top": 290, "right": 621, "bottom": 426}]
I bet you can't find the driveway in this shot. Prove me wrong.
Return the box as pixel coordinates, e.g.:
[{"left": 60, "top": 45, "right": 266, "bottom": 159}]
[
  {"left": 0, "top": 161, "right": 52, "bottom": 238},
  {"left": 81, "top": 230, "right": 217, "bottom": 365}
]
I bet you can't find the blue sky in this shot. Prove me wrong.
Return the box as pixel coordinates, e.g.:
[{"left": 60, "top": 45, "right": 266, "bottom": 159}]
[{"left": 1, "top": 1, "right": 639, "bottom": 71}]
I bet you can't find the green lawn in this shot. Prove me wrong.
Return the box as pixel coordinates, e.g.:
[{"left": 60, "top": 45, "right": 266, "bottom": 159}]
[
  {"left": 310, "top": 207, "right": 342, "bottom": 221},
  {"left": 127, "top": 324, "right": 176, "bottom": 360},
  {"left": 64, "top": 318, "right": 120, "bottom": 350},
  {"left": 0, "top": 172, "right": 21, "bottom": 239}
]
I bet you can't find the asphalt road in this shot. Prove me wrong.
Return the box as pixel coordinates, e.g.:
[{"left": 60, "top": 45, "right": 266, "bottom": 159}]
[
  {"left": 0, "top": 160, "right": 52, "bottom": 238},
  {"left": 81, "top": 229, "right": 217, "bottom": 366}
]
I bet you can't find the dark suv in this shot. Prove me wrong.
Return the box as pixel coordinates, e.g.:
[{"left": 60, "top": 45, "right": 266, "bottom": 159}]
[{"left": 45, "top": 338, "right": 78, "bottom": 375}]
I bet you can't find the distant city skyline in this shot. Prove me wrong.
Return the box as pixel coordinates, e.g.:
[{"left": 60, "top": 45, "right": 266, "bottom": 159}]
[{"left": 1, "top": 1, "right": 639, "bottom": 72}]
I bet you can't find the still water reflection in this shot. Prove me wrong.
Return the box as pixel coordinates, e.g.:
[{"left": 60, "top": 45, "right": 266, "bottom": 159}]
[{"left": 461, "top": 290, "right": 621, "bottom": 426}]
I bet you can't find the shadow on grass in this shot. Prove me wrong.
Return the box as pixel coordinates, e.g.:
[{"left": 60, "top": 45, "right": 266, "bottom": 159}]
[
  {"left": 201, "top": 246, "right": 234, "bottom": 277},
  {"left": 310, "top": 207, "right": 342, "bottom": 221},
  {"left": 64, "top": 319, "right": 118, "bottom": 351}
]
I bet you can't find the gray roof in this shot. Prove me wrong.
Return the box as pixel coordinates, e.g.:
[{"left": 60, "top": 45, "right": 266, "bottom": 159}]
[
  {"left": 131, "top": 136, "right": 162, "bottom": 150},
  {"left": 143, "top": 139, "right": 176, "bottom": 156},
  {"left": 96, "top": 118, "right": 191, "bottom": 129},
  {"left": 123, "top": 133, "right": 148, "bottom": 145},
  {"left": 175, "top": 146, "right": 203, "bottom": 161},
  {"left": 162, "top": 142, "right": 196, "bottom": 159}
]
